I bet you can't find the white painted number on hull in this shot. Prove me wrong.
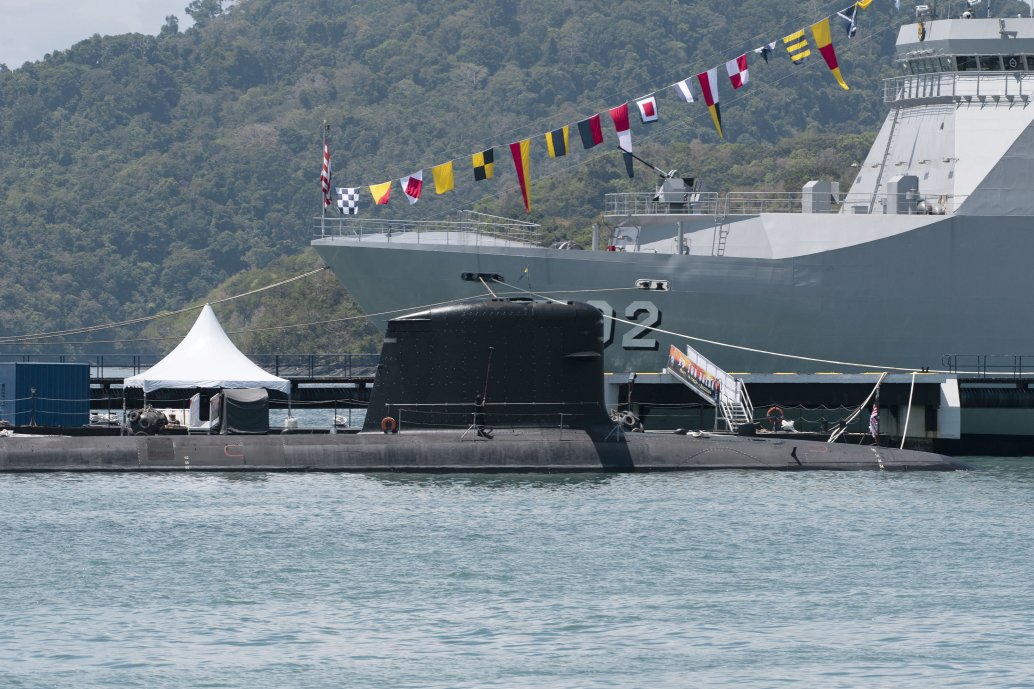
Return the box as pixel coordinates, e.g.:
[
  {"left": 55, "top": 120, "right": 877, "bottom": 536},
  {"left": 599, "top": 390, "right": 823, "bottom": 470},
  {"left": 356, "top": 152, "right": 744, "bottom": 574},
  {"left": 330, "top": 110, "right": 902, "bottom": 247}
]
[{"left": 587, "top": 300, "right": 661, "bottom": 351}]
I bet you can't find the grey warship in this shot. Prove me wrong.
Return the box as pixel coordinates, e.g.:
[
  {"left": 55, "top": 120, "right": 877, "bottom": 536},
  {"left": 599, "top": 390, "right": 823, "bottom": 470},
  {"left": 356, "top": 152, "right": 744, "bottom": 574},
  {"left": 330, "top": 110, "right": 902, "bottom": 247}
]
[{"left": 313, "top": 15, "right": 1034, "bottom": 376}]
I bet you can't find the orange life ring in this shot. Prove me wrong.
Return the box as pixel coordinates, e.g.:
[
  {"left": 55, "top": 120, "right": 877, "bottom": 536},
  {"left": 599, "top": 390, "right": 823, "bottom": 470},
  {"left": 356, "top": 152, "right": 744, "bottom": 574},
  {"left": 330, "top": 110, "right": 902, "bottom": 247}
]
[
  {"left": 767, "top": 406, "right": 784, "bottom": 422},
  {"left": 380, "top": 416, "right": 397, "bottom": 433}
]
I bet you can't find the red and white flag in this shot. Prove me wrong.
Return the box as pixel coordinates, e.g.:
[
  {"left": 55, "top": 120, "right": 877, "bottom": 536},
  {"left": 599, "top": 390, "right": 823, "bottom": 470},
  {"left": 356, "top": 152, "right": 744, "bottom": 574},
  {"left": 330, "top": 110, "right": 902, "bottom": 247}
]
[
  {"left": 726, "top": 54, "right": 749, "bottom": 89},
  {"left": 635, "top": 95, "right": 658, "bottom": 123},
  {"left": 608, "top": 103, "right": 632, "bottom": 152},
  {"left": 319, "top": 140, "right": 332, "bottom": 208},
  {"left": 400, "top": 170, "right": 423, "bottom": 204}
]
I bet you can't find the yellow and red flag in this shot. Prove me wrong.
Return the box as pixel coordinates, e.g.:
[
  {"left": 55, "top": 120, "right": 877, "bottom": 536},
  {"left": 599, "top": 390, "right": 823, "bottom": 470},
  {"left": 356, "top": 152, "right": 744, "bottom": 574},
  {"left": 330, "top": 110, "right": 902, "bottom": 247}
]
[
  {"left": 509, "top": 139, "right": 531, "bottom": 213},
  {"left": 811, "top": 18, "right": 849, "bottom": 90},
  {"left": 370, "top": 180, "right": 391, "bottom": 205}
]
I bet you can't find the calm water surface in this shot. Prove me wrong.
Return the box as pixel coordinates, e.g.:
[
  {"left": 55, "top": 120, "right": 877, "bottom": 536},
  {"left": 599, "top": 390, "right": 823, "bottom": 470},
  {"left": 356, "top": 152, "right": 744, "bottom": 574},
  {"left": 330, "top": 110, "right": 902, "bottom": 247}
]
[{"left": 1, "top": 458, "right": 1033, "bottom": 688}]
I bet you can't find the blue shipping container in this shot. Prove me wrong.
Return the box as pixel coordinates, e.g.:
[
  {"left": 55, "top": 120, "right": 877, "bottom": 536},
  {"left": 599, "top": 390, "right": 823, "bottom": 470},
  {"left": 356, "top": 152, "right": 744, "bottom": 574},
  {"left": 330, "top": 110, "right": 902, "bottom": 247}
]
[{"left": 0, "top": 362, "right": 90, "bottom": 427}]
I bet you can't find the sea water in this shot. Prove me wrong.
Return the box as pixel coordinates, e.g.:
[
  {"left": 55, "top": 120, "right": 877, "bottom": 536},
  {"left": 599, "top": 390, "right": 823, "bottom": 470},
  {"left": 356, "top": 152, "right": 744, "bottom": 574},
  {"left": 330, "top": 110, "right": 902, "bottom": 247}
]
[{"left": 1, "top": 458, "right": 1033, "bottom": 688}]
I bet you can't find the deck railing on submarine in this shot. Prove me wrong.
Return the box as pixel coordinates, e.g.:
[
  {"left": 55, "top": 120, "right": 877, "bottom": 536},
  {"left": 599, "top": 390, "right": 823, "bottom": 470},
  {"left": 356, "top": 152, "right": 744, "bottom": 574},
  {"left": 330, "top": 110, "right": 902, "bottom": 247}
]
[{"left": 382, "top": 401, "right": 604, "bottom": 437}]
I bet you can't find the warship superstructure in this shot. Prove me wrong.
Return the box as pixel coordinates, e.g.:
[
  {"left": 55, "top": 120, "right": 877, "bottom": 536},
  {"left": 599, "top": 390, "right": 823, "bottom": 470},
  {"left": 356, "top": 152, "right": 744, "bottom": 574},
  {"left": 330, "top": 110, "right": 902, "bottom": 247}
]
[{"left": 314, "top": 17, "right": 1034, "bottom": 376}]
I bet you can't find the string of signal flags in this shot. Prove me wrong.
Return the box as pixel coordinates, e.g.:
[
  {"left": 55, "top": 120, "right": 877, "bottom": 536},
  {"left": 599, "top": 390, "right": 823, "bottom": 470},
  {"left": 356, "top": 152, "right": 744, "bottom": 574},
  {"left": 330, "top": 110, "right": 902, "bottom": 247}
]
[{"left": 320, "top": 0, "right": 879, "bottom": 216}]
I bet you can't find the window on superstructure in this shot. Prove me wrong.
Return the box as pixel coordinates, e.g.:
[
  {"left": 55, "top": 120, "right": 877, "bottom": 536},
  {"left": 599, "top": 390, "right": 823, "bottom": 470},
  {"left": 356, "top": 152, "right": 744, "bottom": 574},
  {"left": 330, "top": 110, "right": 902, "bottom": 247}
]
[
  {"left": 1004, "top": 55, "right": 1024, "bottom": 70},
  {"left": 956, "top": 55, "right": 977, "bottom": 71},
  {"left": 978, "top": 55, "right": 1002, "bottom": 71},
  {"left": 940, "top": 57, "right": 955, "bottom": 71}
]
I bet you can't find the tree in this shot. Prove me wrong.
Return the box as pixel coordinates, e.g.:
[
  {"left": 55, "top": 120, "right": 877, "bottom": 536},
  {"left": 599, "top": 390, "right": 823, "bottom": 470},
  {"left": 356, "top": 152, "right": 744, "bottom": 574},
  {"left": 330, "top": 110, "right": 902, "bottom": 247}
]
[
  {"left": 159, "top": 15, "right": 179, "bottom": 37},
  {"left": 185, "top": 0, "right": 224, "bottom": 26}
]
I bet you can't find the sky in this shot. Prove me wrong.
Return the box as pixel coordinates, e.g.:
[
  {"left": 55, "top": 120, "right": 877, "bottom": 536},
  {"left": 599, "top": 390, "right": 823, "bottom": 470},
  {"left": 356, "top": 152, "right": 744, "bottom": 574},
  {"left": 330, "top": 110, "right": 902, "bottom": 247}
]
[{"left": 0, "top": 0, "right": 195, "bottom": 68}]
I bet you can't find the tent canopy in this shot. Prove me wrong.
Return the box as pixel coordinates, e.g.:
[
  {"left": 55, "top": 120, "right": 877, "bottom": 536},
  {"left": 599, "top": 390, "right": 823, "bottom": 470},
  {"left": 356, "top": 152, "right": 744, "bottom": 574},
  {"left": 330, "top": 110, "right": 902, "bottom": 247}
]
[{"left": 124, "top": 304, "right": 291, "bottom": 395}]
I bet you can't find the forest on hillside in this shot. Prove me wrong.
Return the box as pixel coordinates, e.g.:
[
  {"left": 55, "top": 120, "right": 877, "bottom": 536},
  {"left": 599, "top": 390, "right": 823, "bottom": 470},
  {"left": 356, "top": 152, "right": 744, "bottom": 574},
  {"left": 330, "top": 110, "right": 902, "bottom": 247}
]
[{"left": 1, "top": 0, "right": 1021, "bottom": 353}]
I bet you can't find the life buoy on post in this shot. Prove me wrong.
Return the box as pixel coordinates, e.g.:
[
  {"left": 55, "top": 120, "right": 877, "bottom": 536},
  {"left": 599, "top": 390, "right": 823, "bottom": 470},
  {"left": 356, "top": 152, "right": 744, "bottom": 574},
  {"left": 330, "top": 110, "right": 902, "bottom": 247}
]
[
  {"left": 767, "top": 406, "right": 784, "bottom": 430},
  {"left": 380, "top": 416, "right": 397, "bottom": 434}
]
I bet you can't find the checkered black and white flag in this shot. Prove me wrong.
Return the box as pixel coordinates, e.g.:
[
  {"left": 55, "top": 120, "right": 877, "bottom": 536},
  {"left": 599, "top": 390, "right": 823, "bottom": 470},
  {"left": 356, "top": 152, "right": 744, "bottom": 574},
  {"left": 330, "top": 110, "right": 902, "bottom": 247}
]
[{"left": 337, "top": 187, "right": 359, "bottom": 215}]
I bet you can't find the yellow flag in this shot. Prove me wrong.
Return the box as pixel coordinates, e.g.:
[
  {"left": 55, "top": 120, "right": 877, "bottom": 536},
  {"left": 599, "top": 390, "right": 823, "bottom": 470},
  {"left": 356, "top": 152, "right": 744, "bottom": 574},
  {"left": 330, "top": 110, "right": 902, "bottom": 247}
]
[
  {"left": 855, "top": 0, "right": 873, "bottom": 8},
  {"left": 432, "top": 161, "right": 455, "bottom": 194}
]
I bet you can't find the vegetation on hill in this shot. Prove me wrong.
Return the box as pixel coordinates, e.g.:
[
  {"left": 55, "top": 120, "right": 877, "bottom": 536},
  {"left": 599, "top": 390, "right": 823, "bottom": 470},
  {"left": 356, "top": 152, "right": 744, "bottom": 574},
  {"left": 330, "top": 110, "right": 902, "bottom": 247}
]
[{"left": 1, "top": 0, "right": 1011, "bottom": 353}]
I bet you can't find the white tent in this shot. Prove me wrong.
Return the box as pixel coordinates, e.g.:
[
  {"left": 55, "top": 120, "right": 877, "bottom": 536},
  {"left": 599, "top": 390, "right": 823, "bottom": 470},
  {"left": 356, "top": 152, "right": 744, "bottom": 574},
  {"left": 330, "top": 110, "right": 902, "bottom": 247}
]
[{"left": 124, "top": 304, "right": 291, "bottom": 395}]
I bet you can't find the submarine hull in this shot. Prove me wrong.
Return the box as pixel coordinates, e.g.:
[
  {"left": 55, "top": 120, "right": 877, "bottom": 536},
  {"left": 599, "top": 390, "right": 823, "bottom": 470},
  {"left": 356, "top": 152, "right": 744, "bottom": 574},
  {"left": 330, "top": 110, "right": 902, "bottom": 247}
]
[{"left": 0, "top": 430, "right": 969, "bottom": 472}]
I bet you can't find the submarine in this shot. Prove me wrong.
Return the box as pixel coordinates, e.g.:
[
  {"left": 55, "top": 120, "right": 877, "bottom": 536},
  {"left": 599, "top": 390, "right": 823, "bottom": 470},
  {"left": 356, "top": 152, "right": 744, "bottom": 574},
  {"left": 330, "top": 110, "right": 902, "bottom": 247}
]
[{"left": 0, "top": 299, "right": 969, "bottom": 472}]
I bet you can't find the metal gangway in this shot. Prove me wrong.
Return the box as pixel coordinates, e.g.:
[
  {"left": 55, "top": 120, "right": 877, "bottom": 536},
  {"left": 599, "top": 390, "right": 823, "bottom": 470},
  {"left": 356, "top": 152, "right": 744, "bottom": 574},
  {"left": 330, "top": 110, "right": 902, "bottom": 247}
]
[{"left": 664, "top": 345, "right": 753, "bottom": 432}]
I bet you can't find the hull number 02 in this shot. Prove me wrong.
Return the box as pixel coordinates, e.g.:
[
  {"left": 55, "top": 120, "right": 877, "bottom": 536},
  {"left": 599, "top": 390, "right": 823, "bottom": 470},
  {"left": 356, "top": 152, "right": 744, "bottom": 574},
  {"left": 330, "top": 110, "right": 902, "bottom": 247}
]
[{"left": 586, "top": 300, "right": 661, "bottom": 350}]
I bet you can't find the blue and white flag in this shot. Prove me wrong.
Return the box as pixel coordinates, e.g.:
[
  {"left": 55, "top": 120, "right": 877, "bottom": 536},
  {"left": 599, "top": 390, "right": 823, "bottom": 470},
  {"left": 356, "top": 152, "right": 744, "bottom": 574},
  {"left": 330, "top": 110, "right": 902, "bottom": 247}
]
[{"left": 837, "top": 5, "right": 858, "bottom": 38}]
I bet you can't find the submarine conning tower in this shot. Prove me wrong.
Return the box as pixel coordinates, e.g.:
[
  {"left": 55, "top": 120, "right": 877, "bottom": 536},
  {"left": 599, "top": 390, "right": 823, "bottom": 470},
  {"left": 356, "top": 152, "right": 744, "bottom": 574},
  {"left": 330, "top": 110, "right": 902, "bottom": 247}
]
[{"left": 363, "top": 298, "right": 613, "bottom": 433}]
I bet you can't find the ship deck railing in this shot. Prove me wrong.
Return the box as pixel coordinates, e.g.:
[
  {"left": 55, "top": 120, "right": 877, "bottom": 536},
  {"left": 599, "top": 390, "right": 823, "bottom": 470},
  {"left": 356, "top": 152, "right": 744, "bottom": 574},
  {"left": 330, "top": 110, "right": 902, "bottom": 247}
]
[
  {"left": 942, "top": 354, "right": 1034, "bottom": 379},
  {"left": 312, "top": 212, "right": 542, "bottom": 246},
  {"left": 605, "top": 191, "right": 965, "bottom": 217},
  {"left": 885, "top": 71, "right": 1034, "bottom": 104}
]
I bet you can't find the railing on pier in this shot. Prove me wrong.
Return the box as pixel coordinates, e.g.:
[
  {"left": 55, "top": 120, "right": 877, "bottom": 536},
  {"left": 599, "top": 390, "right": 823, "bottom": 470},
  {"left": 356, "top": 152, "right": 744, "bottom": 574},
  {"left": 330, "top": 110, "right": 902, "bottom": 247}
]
[
  {"left": 313, "top": 211, "right": 541, "bottom": 246},
  {"left": 0, "top": 353, "right": 380, "bottom": 380}
]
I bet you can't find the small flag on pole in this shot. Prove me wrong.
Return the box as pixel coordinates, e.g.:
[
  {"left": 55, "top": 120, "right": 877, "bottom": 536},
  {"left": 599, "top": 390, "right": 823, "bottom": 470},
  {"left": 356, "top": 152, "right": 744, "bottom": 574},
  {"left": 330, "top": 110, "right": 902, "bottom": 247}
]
[
  {"left": 472, "top": 148, "right": 495, "bottom": 180},
  {"left": 869, "top": 404, "right": 879, "bottom": 438},
  {"left": 811, "top": 18, "right": 850, "bottom": 90},
  {"left": 545, "top": 126, "right": 569, "bottom": 158},
  {"left": 608, "top": 103, "right": 632, "bottom": 152},
  {"left": 370, "top": 180, "right": 391, "bottom": 205},
  {"left": 753, "top": 42, "right": 776, "bottom": 64},
  {"left": 577, "top": 114, "right": 604, "bottom": 149},
  {"left": 432, "top": 161, "right": 455, "bottom": 194},
  {"left": 726, "top": 54, "right": 749, "bottom": 89},
  {"left": 673, "top": 78, "right": 696, "bottom": 102},
  {"left": 783, "top": 29, "right": 811, "bottom": 65},
  {"left": 509, "top": 139, "right": 532, "bottom": 213},
  {"left": 336, "top": 187, "right": 359, "bottom": 215},
  {"left": 400, "top": 170, "right": 423, "bottom": 204},
  {"left": 696, "top": 68, "right": 723, "bottom": 139},
  {"left": 635, "top": 95, "right": 658, "bottom": 123}
]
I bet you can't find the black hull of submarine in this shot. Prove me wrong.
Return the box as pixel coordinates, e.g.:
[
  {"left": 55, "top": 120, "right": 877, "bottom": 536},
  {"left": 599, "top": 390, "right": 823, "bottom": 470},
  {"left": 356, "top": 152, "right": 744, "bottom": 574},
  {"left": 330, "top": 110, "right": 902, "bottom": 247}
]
[
  {"left": 0, "top": 430, "right": 968, "bottom": 472},
  {"left": 0, "top": 299, "right": 969, "bottom": 472}
]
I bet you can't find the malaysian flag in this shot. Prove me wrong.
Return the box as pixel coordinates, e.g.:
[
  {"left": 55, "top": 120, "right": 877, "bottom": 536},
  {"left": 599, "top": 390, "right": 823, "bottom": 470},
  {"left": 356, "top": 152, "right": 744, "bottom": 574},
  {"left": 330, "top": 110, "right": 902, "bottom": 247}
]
[
  {"left": 869, "top": 404, "right": 879, "bottom": 438},
  {"left": 320, "top": 137, "right": 332, "bottom": 209}
]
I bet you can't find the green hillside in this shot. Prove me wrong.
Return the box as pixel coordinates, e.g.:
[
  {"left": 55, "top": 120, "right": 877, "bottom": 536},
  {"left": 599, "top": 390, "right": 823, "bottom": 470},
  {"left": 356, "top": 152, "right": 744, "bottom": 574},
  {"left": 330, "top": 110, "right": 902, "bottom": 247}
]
[{"left": 0, "top": 0, "right": 993, "bottom": 352}]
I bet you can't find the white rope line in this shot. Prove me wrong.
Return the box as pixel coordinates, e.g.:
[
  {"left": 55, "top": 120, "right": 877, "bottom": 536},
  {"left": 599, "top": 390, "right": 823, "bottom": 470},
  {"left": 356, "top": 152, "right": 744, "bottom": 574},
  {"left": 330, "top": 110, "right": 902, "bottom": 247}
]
[
  {"left": 0, "top": 267, "right": 329, "bottom": 344},
  {"left": 491, "top": 278, "right": 974, "bottom": 375}
]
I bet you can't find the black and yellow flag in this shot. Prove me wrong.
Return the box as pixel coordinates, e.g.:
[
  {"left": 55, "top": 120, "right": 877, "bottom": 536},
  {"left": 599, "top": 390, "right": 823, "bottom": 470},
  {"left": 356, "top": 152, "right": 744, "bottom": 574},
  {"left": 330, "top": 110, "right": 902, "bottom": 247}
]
[
  {"left": 783, "top": 29, "right": 811, "bottom": 65},
  {"left": 472, "top": 148, "right": 495, "bottom": 181},
  {"left": 545, "top": 126, "right": 569, "bottom": 158}
]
